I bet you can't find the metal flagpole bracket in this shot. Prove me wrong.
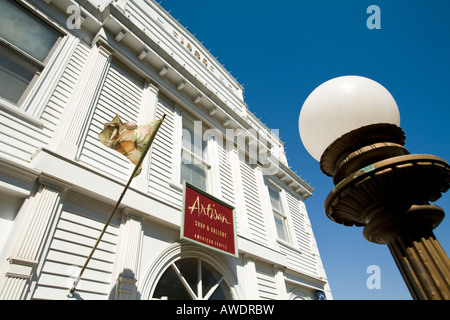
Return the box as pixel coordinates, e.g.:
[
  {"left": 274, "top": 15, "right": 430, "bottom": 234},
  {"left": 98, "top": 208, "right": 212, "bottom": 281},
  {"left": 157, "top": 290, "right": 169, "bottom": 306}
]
[{"left": 67, "top": 275, "right": 81, "bottom": 298}]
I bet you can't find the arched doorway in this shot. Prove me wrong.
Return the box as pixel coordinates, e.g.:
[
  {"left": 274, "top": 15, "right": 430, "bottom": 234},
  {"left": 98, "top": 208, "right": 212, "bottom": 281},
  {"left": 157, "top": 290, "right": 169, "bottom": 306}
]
[
  {"left": 153, "top": 257, "right": 232, "bottom": 300},
  {"left": 140, "top": 243, "right": 241, "bottom": 300}
]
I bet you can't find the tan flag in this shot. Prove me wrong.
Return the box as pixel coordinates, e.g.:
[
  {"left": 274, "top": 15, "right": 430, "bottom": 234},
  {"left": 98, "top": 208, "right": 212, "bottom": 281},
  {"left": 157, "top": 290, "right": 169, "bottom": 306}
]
[
  {"left": 98, "top": 114, "right": 165, "bottom": 176},
  {"left": 69, "top": 113, "right": 165, "bottom": 297}
]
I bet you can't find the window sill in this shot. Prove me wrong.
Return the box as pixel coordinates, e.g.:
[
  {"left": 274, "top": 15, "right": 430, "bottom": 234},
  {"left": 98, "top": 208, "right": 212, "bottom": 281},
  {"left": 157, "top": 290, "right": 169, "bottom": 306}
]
[
  {"left": 276, "top": 238, "right": 302, "bottom": 254},
  {"left": 168, "top": 181, "right": 183, "bottom": 193},
  {"left": 0, "top": 99, "right": 43, "bottom": 127}
]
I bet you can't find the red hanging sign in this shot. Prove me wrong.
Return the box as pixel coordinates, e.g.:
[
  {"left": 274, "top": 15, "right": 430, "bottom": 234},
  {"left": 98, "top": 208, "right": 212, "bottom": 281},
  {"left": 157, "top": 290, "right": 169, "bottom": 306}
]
[{"left": 181, "top": 183, "right": 238, "bottom": 257}]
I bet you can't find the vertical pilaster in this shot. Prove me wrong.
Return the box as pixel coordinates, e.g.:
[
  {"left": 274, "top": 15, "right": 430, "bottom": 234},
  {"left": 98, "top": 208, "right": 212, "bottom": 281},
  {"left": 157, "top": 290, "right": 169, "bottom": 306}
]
[
  {"left": 114, "top": 209, "right": 143, "bottom": 300},
  {"left": 140, "top": 81, "right": 159, "bottom": 122},
  {"left": 0, "top": 175, "right": 70, "bottom": 299},
  {"left": 230, "top": 147, "right": 250, "bottom": 237},
  {"left": 206, "top": 132, "right": 222, "bottom": 198},
  {"left": 273, "top": 264, "right": 288, "bottom": 299},
  {"left": 171, "top": 105, "right": 182, "bottom": 185},
  {"left": 51, "top": 40, "right": 112, "bottom": 159},
  {"left": 133, "top": 82, "right": 159, "bottom": 191},
  {"left": 243, "top": 254, "right": 259, "bottom": 299}
]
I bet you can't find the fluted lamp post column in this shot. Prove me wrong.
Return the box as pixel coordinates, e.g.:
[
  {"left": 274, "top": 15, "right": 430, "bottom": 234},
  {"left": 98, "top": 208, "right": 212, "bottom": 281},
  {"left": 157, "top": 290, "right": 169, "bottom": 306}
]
[{"left": 298, "top": 76, "right": 450, "bottom": 300}]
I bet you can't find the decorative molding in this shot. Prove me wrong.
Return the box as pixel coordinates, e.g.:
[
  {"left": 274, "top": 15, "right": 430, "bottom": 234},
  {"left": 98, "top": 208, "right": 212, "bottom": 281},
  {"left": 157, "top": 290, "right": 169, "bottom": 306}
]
[
  {"left": 209, "top": 107, "right": 217, "bottom": 116},
  {"left": 138, "top": 49, "right": 148, "bottom": 61},
  {"left": 38, "top": 173, "right": 72, "bottom": 192},
  {"left": 176, "top": 81, "right": 186, "bottom": 91},
  {"left": 222, "top": 118, "right": 231, "bottom": 127},
  {"left": 115, "top": 30, "right": 126, "bottom": 42},
  {"left": 193, "top": 95, "right": 203, "bottom": 104},
  {"left": 5, "top": 257, "right": 38, "bottom": 280},
  {"left": 158, "top": 66, "right": 168, "bottom": 77}
]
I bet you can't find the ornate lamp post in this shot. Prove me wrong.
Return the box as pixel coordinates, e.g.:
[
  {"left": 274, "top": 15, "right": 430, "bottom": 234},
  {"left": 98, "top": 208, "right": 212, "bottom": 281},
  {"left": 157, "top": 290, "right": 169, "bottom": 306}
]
[{"left": 298, "top": 76, "right": 450, "bottom": 300}]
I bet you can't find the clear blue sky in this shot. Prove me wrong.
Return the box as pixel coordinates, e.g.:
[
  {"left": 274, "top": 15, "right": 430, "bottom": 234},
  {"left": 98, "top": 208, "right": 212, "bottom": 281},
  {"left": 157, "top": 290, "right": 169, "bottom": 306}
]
[{"left": 159, "top": 0, "right": 450, "bottom": 300}]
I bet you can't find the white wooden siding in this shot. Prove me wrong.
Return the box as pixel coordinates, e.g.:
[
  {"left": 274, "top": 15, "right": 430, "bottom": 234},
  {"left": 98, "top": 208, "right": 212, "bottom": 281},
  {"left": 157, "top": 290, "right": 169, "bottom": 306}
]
[
  {"left": 32, "top": 204, "right": 119, "bottom": 300},
  {"left": 280, "top": 191, "right": 318, "bottom": 277},
  {"left": 0, "top": 112, "right": 49, "bottom": 162},
  {"left": 255, "top": 261, "right": 278, "bottom": 300},
  {"left": 218, "top": 145, "right": 236, "bottom": 207},
  {"left": 40, "top": 41, "right": 89, "bottom": 135},
  {"left": 216, "top": 144, "right": 241, "bottom": 233},
  {"left": 77, "top": 61, "right": 145, "bottom": 182},
  {"left": 148, "top": 95, "right": 182, "bottom": 207},
  {"left": 239, "top": 160, "right": 268, "bottom": 245}
]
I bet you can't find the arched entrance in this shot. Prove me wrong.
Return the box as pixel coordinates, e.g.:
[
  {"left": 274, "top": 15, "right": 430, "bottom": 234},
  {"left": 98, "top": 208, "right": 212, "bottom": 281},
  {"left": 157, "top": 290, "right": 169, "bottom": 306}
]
[
  {"left": 140, "top": 243, "right": 241, "bottom": 300},
  {"left": 153, "top": 257, "right": 232, "bottom": 300}
]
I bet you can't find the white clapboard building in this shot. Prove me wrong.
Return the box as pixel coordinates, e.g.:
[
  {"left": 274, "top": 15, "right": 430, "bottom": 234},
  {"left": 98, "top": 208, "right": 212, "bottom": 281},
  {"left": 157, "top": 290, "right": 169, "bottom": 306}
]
[{"left": 0, "top": 0, "right": 331, "bottom": 300}]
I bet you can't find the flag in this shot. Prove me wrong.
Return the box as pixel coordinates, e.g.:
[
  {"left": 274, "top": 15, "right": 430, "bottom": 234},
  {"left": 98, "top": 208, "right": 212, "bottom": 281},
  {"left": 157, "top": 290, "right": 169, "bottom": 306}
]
[
  {"left": 98, "top": 114, "right": 165, "bottom": 176},
  {"left": 69, "top": 113, "right": 165, "bottom": 298}
]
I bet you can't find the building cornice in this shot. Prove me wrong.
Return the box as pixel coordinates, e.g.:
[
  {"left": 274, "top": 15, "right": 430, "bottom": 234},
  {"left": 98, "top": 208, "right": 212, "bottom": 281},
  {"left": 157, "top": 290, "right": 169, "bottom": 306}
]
[{"left": 37, "top": 0, "right": 314, "bottom": 200}]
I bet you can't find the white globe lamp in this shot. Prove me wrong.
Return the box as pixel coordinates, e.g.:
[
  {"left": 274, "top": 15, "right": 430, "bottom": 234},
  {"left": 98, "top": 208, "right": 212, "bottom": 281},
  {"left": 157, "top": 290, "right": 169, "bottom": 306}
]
[{"left": 298, "top": 75, "right": 400, "bottom": 162}]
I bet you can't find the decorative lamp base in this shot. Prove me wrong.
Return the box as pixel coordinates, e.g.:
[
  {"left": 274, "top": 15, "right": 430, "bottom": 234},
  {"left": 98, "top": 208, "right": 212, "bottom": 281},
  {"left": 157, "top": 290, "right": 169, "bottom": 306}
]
[{"left": 320, "top": 123, "right": 450, "bottom": 300}]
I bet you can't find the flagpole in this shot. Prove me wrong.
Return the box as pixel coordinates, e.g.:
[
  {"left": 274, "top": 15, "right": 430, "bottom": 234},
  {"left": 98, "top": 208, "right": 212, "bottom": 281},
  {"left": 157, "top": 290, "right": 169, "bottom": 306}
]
[{"left": 68, "top": 114, "right": 165, "bottom": 298}]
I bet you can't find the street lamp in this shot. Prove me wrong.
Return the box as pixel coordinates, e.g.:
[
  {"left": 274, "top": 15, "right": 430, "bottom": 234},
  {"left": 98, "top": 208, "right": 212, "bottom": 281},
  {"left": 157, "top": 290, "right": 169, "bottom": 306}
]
[{"left": 299, "top": 75, "right": 450, "bottom": 300}]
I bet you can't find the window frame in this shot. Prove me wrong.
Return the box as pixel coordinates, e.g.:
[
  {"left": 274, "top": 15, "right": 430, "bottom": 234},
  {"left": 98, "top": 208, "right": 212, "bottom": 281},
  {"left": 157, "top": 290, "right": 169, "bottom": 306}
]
[
  {"left": 0, "top": 36, "right": 63, "bottom": 106},
  {"left": 0, "top": 0, "right": 75, "bottom": 124},
  {"left": 267, "top": 181, "right": 292, "bottom": 244},
  {"left": 176, "top": 110, "right": 213, "bottom": 193}
]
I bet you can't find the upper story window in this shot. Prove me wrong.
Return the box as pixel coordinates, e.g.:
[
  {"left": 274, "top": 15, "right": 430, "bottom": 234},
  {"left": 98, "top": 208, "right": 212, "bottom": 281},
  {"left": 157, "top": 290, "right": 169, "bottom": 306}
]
[
  {"left": 0, "top": 0, "right": 61, "bottom": 105},
  {"left": 180, "top": 114, "right": 211, "bottom": 192},
  {"left": 268, "top": 183, "right": 291, "bottom": 243}
]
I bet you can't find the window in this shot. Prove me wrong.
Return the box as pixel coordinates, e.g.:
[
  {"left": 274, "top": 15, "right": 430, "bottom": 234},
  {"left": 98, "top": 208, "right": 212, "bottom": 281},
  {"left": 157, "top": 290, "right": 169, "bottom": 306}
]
[
  {"left": 180, "top": 115, "right": 210, "bottom": 191},
  {"left": 152, "top": 258, "right": 233, "bottom": 300},
  {"left": 268, "top": 183, "right": 290, "bottom": 243},
  {"left": 0, "top": 192, "right": 24, "bottom": 255},
  {"left": 0, "top": 0, "right": 61, "bottom": 105}
]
